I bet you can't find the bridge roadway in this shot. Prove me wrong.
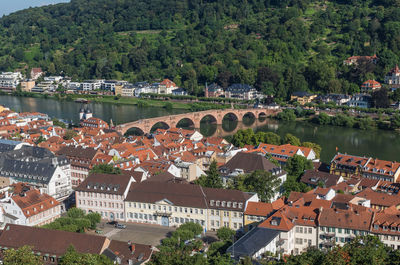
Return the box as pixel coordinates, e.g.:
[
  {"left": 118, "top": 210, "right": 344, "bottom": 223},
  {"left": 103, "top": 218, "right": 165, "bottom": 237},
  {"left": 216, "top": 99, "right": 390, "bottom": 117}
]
[{"left": 115, "top": 108, "right": 280, "bottom": 135}]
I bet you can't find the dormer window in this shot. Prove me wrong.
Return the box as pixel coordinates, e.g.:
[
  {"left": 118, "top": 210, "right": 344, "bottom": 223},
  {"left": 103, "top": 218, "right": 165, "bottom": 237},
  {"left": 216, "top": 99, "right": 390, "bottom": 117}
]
[
  {"left": 391, "top": 226, "right": 397, "bottom": 232},
  {"left": 238, "top": 203, "right": 243, "bottom": 208},
  {"left": 210, "top": 200, "right": 214, "bottom": 206},
  {"left": 216, "top": 201, "right": 220, "bottom": 206},
  {"left": 383, "top": 226, "right": 388, "bottom": 230},
  {"left": 222, "top": 201, "right": 226, "bottom": 207},
  {"left": 227, "top": 201, "right": 232, "bottom": 207},
  {"left": 233, "top": 202, "right": 237, "bottom": 208},
  {"left": 374, "top": 224, "right": 379, "bottom": 230}
]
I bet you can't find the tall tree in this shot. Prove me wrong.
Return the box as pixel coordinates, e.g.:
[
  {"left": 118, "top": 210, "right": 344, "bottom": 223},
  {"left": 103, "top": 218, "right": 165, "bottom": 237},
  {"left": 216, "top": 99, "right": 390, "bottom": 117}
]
[{"left": 195, "top": 160, "right": 223, "bottom": 188}]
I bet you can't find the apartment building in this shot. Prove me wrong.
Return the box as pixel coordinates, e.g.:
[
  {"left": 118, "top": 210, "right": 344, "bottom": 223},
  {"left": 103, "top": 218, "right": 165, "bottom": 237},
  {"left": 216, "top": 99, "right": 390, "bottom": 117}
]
[
  {"left": 0, "top": 189, "right": 61, "bottom": 226},
  {"left": 56, "top": 146, "right": 100, "bottom": 187},
  {"left": 0, "top": 72, "right": 22, "bottom": 90},
  {"left": 318, "top": 207, "right": 373, "bottom": 249},
  {"left": 75, "top": 172, "right": 138, "bottom": 221}
]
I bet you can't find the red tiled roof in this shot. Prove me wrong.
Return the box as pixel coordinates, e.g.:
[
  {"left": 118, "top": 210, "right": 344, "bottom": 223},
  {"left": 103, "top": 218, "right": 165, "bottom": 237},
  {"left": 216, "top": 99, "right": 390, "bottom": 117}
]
[{"left": 12, "top": 190, "right": 59, "bottom": 218}]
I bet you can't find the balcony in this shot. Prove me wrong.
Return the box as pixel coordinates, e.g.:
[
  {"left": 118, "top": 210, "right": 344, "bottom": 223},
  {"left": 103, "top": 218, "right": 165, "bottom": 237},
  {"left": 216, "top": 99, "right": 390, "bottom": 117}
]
[
  {"left": 321, "top": 240, "right": 335, "bottom": 247},
  {"left": 154, "top": 211, "right": 172, "bottom": 217},
  {"left": 321, "top": 232, "right": 335, "bottom": 238},
  {"left": 276, "top": 238, "right": 285, "bottom": 247}
]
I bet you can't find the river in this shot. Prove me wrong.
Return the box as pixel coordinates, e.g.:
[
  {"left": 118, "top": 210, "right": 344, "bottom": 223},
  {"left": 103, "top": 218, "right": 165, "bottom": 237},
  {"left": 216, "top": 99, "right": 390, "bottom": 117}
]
[{"left": 0, "top": 95, "right": 398, "bottom": 163}]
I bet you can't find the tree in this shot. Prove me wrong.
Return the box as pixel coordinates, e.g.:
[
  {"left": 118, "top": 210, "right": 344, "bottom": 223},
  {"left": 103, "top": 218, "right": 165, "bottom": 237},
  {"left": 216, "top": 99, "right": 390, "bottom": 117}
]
[
  {"left": 3, "top": 246, "right": 41, "bottom": 265},
  {"left": 67, "top": 207, "right": 86, "bottom": 219},
  {"left": 276, "top": 109, "right": 296, "bottom": 121},
  {"left": 85, "top": 212, "right": 101, "bottom": 229},
  {"left": 195, "top": 160, "right": 223, "bottom": 188},
  {"left": 285, "top": 155, "right": 313, "bottom": 179},
  {"left": 232, "top": 170, "right": 282, "bottom": 202},
  {"left": 34, "top": 136, "right": 46, "bottom": 145},
  {"left": 372, "top": 88, "right": 390, "bottom": 108},
  {"left": 263, "top": 132, "right": 281, "bottom": 145},
  {"left": 59, "top": 245, "right": 113, "bottom": 265},
  {"left": 64, "top": 129, "right": 78, "bottom": 140},
  {"left": 90, "top": 164, "right": 121, "bottom": 175},
  {"left": 343, "top": 236, "right": 389, "bottom": 265},
  {"left": 284, "top": 133, "right": 301, "bottom": 146},
  {"left": 301, "top": 142, "right": 322, "bottom": 159},
  {"left": 216, "top": 227, "right": 236, "bottom": 242}
]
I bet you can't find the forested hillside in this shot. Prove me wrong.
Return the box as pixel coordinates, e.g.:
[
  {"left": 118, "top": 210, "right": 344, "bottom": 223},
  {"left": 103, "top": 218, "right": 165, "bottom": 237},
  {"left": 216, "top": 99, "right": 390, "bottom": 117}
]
[{"left": 0, "top": 0, "right": 400, "bottom": 98}]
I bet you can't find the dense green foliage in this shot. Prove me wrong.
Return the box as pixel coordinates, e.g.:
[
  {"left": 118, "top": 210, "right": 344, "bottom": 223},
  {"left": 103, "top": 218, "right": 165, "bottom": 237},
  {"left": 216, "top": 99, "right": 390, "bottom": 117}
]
[
  {"left": 229, "top": 170, "right": 282, "bottom": 202},
  {"left": 229, "top": 129, "right": 282, "bottom": 147},
  {"left": 150, "top": 222, "right": 233, "bottom": 265},
  {"left": 3, "top": 246, "right": 41, "bottom": 265},
  {"left": 276, "top": 236, "right": 398, "bottom": 265},
  {"left": 90, "top": 163, "right": 122, "bottom": 175},
  {"left": 282, "top": 154, "right": 314, "bottom": 197},
  {"left": 59, "top": 245, "right": 113, "bottom": 265},
  {"left": 42, "top": 208, "right": 101, "bottom": 233},
  {"left": 195, "top": 160, "right": 223, "bottom": 188},
  {"left": 2, "top": 0, "right": 400, "bottom": 97}
]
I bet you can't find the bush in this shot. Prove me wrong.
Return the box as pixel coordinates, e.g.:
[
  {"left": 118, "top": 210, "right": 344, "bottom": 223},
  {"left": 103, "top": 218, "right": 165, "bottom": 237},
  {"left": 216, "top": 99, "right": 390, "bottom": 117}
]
[{"left": 216, "top": 227, "right": 235, "bottom": 242}]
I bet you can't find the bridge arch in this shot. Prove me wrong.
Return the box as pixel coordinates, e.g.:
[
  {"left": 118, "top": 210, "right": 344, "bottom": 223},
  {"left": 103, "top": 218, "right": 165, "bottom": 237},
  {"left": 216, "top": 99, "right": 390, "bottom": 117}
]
[
  {"left": 124, "top": 127, "right": 145, "bottom": 136},
  {"left": 258, "top": 111, "right": 267, "bottom": 120},
  {"left": 150, "top": 121, "right": 170, "bottom": 133},
  {"left": 199, "top": 114, "right": 218, "bottom": 124},
  {"left": 176, "top": 118, "right": 195, "bottom": 129},
  {"left": 242, "top": 112, "right": 256, "bottom": 126},
  {"left": 222, "top": 112, "right": 239, "bottom": 122}
]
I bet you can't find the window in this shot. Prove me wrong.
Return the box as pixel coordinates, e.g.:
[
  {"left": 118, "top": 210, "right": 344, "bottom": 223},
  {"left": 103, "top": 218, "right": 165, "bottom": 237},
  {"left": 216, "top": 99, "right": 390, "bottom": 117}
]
[
  {"left": 211, "top": 210, "right": 214, "bottom": 215},
  {"left": 308, "top": 228, "right": 312, "bottom": 234}
]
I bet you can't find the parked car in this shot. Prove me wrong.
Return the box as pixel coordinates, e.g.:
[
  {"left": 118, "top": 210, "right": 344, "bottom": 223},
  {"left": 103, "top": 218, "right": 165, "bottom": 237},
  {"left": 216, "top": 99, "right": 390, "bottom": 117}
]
[
  {"left": 107, "top": 221, "right": 118, "bottom": 225},
  {"left": 115, "top": 223, "right": 126, "bottom": 229}
]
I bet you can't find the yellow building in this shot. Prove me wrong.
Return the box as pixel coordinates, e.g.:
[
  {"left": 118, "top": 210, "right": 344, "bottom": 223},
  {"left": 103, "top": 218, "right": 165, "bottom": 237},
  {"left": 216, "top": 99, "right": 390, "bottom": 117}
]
[
  {"left": 290, "top": 92, "right": 317, "bottom": 105},
  {"left": 114, "top": 84, "right": 123, "bottom": 96},
  {"left": 124, "top": 182, "right": 258, "bottom": 232},
  {"left": 20, "top": 80, "right": 35, "bottom": 92},
  {"left": 243, "top": 199, "right": 284, "bottom": 232}
]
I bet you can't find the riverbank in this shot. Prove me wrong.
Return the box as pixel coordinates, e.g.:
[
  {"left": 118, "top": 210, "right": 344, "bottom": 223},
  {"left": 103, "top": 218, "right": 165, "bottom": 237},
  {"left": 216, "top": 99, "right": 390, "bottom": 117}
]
[
  {"left": 276, "top": 108, "right": 400, "bottom": 132},
  {"left": 9, "top": 91, "right": 235, "bottom": 111}
]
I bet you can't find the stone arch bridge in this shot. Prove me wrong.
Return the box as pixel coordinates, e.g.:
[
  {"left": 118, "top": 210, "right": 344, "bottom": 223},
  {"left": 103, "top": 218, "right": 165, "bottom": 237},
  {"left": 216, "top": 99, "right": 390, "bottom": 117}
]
[{"left": 115, "top": 108, "right": 280, "bottom": 135}]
